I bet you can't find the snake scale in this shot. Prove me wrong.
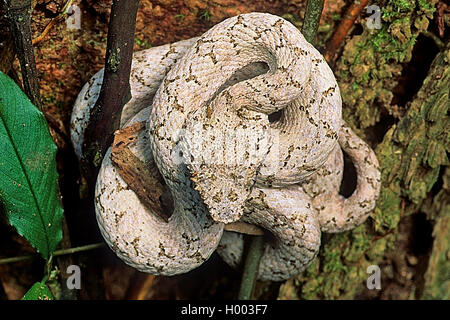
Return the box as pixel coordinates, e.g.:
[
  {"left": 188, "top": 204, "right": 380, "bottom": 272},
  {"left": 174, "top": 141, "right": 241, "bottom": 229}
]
[{"left": 71, "top": 13, "right": 381, "bottom": 281}]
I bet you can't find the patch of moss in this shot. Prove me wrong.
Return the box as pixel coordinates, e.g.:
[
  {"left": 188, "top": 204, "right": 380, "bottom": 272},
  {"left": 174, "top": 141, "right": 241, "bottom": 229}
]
[
  {"left": 107, "top": 48, "right": 121, "bottom": 73},
  {"left": 199, "top": 9, "right": 211, "bottom": 22},
  {"left": 134, "top": 37, "right": 152, "bottom": 49},
  {"left": 421, "top": 167, "right": 450, "bottom": 299},
  {"left": 337, "top": 0, "right": 437, "bottom": 129}
]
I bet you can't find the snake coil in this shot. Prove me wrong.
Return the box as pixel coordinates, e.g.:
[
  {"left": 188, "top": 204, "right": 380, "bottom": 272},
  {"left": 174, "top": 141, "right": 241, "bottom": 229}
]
[{"left": 71, "top": 13, "right": 380, "bottom": 281}]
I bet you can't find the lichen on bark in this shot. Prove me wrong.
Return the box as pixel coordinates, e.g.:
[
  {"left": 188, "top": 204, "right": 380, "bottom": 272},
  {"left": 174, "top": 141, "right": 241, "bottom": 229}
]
[
  {"left": 278, "top": 0, "right": 449, "bottom": 300},
  {"left": 421, "top": 167, "right": 450, "bottom": 299}
]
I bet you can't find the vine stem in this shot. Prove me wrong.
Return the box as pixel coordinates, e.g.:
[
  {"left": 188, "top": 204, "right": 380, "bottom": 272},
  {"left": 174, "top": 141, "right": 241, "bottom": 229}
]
[
  {"left": 0, "top": 243, "right": 105, "bottom": 265},
  {"left": 302, "top": 0, "right": 325, "bottom": 45},
  {"left": 81, "top": 0, "right": 140, "bottom": 185},
  {"left": 237, "top": 0, "right": 325, "bottom": 300}
]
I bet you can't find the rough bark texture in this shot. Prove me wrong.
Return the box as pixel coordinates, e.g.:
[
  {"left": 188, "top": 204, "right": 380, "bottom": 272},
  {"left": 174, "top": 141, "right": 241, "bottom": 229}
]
[
  {"left": 422, "top": 166, "right": 450, "bottom": 299},
  {"left": 301, "top": 0, "right": 325, "bottom": 44}
]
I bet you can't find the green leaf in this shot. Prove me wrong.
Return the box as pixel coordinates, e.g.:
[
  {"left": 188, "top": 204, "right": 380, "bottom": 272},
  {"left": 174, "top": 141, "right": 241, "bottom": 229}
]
[
  {"left": 22, "top": 282, "right": 54, "bottom": 300},
  {"left": 0, "top": 71, "right": 63, "bottom": 259}
]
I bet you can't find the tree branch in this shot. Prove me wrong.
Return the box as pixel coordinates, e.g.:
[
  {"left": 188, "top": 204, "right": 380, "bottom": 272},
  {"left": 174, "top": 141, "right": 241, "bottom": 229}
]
[
  {"left": 302, "top": 0, "right": 325, "bottom": 44},
  {"left": 238, "top": 235, "right": 265, "bottom": 300},
  {"left": 4, "top": 0, "right": 79, "bottom": 299}
]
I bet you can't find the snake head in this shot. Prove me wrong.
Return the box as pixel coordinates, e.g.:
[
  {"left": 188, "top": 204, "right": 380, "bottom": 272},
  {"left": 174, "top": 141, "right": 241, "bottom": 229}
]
[
  {"left": 189, "top": 165, "right": 255, "bottom": 224},
  {"left": 180, "top": 98, "right": 272, "bottom": 224}
]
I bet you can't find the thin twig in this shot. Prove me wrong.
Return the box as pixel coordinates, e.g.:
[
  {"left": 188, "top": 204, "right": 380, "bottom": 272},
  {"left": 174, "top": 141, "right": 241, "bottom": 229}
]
[
  {"left": 125, "top": 273, "right": 156, "bottom": 300},
  {"left": 32, "top": 0, "right": 74, "bottom": 46},
  {"left": 437, "top": 1, "right": 448, "bottom": 38},
  {"left": 324, "top": 0, "right": 369, "bottom": 64},
  {"left": 0, "top": 243, "right": 105, "bottom": 265},
  {"left": 302, "top": 0, "right": 325, "bottom": 44},
  {"left": 422, "top": 31, "right": 444, "bottom": 50},
  {"left": 238, "top": 235, "right": 265, "bottom": 300},
  {"left": 32, "top": 18, "right": 59, "bottom": 45},
  {"left": 4, "top": 0, "right": 42, "bottom": 108}
]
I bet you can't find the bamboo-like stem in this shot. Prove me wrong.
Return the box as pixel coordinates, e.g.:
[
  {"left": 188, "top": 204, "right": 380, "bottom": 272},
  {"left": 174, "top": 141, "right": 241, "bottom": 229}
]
[{"left": 0, "top": 243, "right": 105, "bottom": 265}]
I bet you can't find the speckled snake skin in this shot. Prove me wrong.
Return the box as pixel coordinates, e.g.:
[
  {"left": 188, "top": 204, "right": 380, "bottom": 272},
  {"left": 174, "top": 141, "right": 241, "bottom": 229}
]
[{"left": 71, "top": 13, "right": 381, "bottom": 281}]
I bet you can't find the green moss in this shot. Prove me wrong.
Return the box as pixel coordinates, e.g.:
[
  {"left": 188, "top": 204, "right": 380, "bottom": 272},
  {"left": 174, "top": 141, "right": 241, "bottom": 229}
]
[
  {"left": 41, "top": 92, "right": 58, "bottom": 106},
  {"left": 337, "top": 0, "right": 437, "bottom": 129},
  {"left": 174, "top": 14, "right": 186, "bottom": 22},
  {"left": 417, "top": 0, "right": 436, "bottom": 12},
  {"left": 134, "top": 37, "right": 152, "bottom": 49},
  {"left": 93, "top": 149, "right": 103, "bottom": 168},
  {"left": 421, "top": 168, "right": 450, "bottom": 299}
]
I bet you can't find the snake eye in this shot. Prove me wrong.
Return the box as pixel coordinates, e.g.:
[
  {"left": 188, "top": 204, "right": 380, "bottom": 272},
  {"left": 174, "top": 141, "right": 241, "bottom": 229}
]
[{"left": 268, "top": 109, "right": 283, "bottom": 123}]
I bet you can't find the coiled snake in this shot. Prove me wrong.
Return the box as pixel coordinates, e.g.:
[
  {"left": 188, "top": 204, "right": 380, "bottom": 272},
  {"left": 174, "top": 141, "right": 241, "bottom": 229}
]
[{"left": 71, "top": 13, "right": 381, "bottom": 281}]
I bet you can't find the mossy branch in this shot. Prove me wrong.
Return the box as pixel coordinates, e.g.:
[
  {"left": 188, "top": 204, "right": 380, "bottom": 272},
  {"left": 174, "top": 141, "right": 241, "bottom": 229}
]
[{"left": 81, "top": 0, "right": 140, "bottom": 185}]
